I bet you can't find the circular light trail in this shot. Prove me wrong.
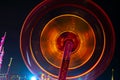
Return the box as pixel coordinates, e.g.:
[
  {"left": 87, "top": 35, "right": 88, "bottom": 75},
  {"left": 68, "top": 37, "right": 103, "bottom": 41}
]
[{"left": 20, "top": 0, "right": 115, "bottom": 79}]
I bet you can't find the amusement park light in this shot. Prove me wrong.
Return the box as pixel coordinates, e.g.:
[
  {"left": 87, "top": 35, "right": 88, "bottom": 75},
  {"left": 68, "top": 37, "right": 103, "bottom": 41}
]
[{"left": 30, "top": 76, "right": 37, "bottom": 80}]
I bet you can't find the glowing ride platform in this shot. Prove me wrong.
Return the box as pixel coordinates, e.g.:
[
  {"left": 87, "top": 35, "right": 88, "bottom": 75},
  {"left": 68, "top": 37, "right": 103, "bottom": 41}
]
[{"left": 20, "top": 0, "right": 115, "bottom": 80}]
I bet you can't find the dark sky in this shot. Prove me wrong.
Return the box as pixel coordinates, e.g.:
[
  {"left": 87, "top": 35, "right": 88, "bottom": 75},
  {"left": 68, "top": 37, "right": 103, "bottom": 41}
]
[
  {"left": 0, "top": 0, "right": 43, "bottom": 77},
  {"left": 0, "top": 0, "right": 119, "bottom": 80}
]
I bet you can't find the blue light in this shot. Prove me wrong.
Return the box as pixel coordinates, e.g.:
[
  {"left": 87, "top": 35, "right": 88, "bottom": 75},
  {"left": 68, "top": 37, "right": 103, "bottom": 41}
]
[
  {"left": 78, "top": 77, "right": 82, "bottom": 80},
  {"left": 30, "top": 76, "right": 37, "bottom": 80}
]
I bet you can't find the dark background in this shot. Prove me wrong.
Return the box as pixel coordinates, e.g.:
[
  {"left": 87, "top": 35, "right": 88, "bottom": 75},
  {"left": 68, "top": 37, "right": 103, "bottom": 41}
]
[{"left": 0, "top": 0, "right": 119, "bottom": 80}]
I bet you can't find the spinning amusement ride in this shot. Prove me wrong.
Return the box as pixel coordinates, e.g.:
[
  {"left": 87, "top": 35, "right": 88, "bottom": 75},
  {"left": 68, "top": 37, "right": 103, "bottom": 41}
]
[{"left": 20, "top": 0, "right": 115, "bottom": 80}]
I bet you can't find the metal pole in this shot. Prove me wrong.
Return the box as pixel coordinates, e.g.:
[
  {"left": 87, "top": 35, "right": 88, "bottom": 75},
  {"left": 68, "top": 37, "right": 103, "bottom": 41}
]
[
  {"left": 6, "top": 57, "right": 13, "bottom": 80},
  {"left": 58, "top": 40, "right": 73, "bottom": 80},
  {"left": 111, "top": 68, "right": 114, "bottom": 80}
]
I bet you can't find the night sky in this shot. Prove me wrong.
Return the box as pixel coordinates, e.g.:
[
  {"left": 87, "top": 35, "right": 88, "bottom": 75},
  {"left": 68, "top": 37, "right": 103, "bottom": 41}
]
[{"left": 0, "top": 0, "right": 119, "bottom": 80}]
